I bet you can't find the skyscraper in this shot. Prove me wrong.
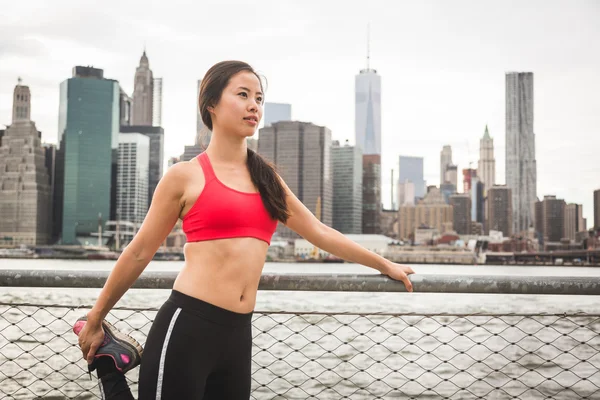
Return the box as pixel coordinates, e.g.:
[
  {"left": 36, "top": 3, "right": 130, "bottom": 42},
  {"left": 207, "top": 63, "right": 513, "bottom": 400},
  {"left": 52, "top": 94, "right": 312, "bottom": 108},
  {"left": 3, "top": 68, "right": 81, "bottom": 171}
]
[
  {"left": 264, "top": 102, "right": 292, "bottom": 127},
  {"left": 487, "top": 185, "right": 513, "bottom": 237},
  {"left": 462, "top": 168, "right": 478, "bottom": 194},
  {"left": 445, "top": 164, "right": 458, "bottom": 188},
  {"left": 183, "top": 79, "right": 208, "bottom": 161},
  {"left": 258, "top": 121, "right": 332, "bottom": 238},
  {"left": 152, "top": 77, "right": 163, "bottom": 127},
  {"left": 564, "top": 203, "right": 585, "bottom": 241},
  {"left": 471, "top": 177, "right": 485, "bottom": 225},
  {"left": 185, "top": 80, "right": 209, "bottom": 163},
  {"left": 399, "top": 156, "right": 426, "bottom": 201},
  {"left": 535, "top": 195, "right": 565, "bottom": 244},
  {"left": 479, "top": 125, "right": 495, "bottom": 193},
  {"left": 332, "top": 140, "right": 363, "bottom": 233},
  {"left": 119, "top": 87, "right": 132, "bottom": 126},
  {"left": 362, "top": 154, "right": 381, "bottom": 234},
  {"left": 120, "top": 126, "right": 164, "bottom": 207},
  {"left": 117, "top": 133, "right": 150, "bottom": 224},
  {"left": 132, "top": 50, "right": 154, "bottom": 126},
  {"left": 355, "top": 37, "right": 381, "bottom": 155},
  {"left": 398, "top": 180, "right": 416, "bottom": 207},
  {"left": 58, "top": 66, "right": 119, "bottom": 244},
  {"left": 449, "top": 194, "right": 471, "bottom": 235},
  {"left": 440, "top": 145, "right": 452, "bottom": 184},
  {"left": 0, "top": 79, "right": 52, "bottom": 245},
  {"left": 506, "top": 72, "right": 537, "bottom": 234},
  {"left": 43, "top": 143, "right": 59, "bottom": 242}
]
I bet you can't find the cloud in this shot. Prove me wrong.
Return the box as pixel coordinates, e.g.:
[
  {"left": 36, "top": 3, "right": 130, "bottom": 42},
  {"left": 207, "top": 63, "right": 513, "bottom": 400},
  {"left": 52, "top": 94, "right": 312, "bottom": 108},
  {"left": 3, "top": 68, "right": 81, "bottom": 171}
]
[{"left": 0, "top": 35, "right": 47, "bottom": 60}]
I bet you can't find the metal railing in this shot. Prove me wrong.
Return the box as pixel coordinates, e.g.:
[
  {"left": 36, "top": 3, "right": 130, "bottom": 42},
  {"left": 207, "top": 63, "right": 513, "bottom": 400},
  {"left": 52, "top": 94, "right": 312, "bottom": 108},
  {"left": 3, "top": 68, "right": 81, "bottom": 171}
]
[{"left": 1, "top": 270, "right": 599, "bottom": 399}]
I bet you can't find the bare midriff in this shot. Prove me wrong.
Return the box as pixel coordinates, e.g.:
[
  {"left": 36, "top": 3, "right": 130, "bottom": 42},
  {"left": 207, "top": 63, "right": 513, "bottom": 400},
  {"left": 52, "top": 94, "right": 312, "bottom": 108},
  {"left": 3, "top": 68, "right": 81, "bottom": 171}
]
[{"left": 172, "top": 237, "right": 269, "bottom": 314}]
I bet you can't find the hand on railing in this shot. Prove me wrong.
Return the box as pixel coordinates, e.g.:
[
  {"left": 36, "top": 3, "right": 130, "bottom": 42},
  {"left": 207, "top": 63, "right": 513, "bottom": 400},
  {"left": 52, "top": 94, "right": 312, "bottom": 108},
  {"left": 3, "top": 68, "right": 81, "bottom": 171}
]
[{"left": 382, "top": 262, "right": 415, "bottom": 292}]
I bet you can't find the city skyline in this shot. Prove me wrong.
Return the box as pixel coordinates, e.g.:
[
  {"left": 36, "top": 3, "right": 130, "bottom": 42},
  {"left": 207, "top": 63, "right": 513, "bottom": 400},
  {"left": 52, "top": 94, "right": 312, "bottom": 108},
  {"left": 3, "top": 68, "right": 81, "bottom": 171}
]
[{"left": 1, "top": 0, "right": 599, "bottom": 222}]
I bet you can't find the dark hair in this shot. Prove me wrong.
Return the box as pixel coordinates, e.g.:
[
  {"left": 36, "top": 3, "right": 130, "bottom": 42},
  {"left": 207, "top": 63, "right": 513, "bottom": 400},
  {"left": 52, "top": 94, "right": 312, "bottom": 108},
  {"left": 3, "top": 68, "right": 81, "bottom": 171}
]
[{"left": 198, "top": 60, "right": 290, "bottom": 223}]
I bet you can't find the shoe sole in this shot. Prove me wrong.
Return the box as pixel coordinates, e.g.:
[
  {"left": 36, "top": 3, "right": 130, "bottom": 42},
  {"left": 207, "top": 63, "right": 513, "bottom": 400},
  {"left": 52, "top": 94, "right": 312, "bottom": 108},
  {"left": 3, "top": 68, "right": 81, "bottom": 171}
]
[
  {"left": 74, "top": 317, "right": 143, "bottom": 373},
  {"left": 101, "top": 319, "right": 143, "bottom": 373}
]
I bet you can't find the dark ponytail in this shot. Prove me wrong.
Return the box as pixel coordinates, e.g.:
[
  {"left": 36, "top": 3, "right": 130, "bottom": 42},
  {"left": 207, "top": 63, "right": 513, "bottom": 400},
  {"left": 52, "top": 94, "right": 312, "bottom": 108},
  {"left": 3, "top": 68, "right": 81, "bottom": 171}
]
[
  {"left": 246, "top": 148, "right": 290, "bottom": 223},
  {"left": 198, "top": 60, "right": 290, "bottom": 223}
]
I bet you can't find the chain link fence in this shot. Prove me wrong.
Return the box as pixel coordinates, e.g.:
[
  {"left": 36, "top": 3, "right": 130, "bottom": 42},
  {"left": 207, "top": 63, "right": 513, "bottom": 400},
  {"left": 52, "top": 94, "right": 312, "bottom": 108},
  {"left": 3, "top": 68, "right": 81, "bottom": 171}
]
[{"left": 1, "top": 301, "right": 599, "bottom": 399}]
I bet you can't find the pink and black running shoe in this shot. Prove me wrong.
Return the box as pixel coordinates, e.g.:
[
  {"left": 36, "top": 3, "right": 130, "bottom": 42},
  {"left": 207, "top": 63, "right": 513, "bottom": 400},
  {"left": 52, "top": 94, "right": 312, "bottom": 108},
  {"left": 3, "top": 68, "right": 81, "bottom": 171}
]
[{"left": 73, "top": 316, "right": 143, "bottom": 374}]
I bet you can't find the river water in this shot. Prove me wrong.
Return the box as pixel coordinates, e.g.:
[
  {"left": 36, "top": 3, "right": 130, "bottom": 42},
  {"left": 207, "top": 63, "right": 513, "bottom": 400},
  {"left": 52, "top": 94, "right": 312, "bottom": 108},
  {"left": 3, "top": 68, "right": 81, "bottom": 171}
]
[{"left": 1, "top": 259, "right": 599, "bottom": 399}]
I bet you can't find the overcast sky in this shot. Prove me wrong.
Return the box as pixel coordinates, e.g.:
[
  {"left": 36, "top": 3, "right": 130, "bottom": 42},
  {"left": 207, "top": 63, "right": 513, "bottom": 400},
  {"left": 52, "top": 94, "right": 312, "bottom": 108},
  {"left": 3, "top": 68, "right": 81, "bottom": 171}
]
[{"left": 1, "top": 0, "right": 599, "bottom": 223}]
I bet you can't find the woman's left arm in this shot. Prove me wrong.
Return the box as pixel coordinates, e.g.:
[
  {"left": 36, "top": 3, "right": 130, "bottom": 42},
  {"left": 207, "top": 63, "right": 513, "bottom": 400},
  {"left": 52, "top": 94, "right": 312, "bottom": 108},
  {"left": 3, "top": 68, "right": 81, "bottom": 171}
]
[{"left": 281, "top": 178, "right": 415, "bottom": 292}]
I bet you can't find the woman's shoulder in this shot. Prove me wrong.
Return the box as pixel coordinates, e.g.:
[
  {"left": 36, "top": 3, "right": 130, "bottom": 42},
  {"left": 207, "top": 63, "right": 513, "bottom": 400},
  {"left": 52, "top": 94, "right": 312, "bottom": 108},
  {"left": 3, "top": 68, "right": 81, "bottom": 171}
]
[{"left": 161, "top": 158, "right": 204, "bottom": 186}]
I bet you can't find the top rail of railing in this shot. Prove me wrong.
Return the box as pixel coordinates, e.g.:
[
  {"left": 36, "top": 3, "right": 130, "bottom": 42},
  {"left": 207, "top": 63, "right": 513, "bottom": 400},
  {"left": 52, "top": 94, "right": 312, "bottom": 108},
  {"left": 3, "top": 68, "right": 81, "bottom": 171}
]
[{"left": 1, "top": 269, "right": 599, "bottom": 295}]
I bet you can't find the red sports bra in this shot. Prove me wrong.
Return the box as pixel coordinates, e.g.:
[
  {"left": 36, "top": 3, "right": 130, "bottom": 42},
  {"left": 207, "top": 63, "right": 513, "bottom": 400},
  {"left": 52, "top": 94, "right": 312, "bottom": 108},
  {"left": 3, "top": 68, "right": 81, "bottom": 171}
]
[{"left": 182, "top": 152, "right": 278, "bottom": 245}]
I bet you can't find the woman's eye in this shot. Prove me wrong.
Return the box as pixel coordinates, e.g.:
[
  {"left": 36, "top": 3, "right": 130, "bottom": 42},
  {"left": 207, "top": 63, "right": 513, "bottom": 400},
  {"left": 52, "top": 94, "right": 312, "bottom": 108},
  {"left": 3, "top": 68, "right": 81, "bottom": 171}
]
[
  {"left": 257, "top": 97, "right": 263, "bottom": 103},
  {"left": 239, "top": 92, "right": 248, "bottom": 98}
]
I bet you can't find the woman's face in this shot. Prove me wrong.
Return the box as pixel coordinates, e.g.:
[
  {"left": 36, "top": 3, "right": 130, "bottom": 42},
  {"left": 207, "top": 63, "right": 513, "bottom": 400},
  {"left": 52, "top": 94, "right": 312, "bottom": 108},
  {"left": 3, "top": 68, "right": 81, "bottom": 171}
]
[{"left": 210, "top": 70, "right": 264, "bottom": 138}]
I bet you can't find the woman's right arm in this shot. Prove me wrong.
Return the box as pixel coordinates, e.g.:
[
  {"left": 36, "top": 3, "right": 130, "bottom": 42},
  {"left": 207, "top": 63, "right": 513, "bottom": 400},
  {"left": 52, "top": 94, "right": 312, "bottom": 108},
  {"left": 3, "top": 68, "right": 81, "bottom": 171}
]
[{"left": 85, "top": 163, "right": 188, "bottom": 328}]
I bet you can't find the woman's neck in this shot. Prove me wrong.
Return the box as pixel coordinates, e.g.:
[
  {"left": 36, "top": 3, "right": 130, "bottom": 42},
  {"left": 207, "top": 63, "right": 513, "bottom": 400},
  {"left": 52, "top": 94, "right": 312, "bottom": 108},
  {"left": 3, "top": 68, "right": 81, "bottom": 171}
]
[{"left": 205, "top": 130, "right": 249, "bottom": 166}]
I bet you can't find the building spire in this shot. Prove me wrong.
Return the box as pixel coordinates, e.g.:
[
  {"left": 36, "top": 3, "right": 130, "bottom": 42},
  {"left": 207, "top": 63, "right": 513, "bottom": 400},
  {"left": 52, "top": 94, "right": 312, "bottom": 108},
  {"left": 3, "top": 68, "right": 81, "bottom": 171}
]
[
  {"left": 140, "top": 47, "right": 149, "bottom": 67},
  {"left": 12, "top": 80, "right": 31, "bottom": 123},
  {"left": 133, "top": 47, "right": 154, "bottom": 125},
  {"left": 366, "top": 23, "right": 371, "bottom": 70},
  {"left": 483, "top": 124, "right": 491, "bottom": 139}
]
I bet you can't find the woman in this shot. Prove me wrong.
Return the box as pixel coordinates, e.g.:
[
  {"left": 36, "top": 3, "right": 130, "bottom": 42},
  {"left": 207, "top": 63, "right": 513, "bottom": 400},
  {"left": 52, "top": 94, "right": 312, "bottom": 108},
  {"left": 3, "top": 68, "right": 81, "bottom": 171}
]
[{"left": 75, "top": 60, "right": 415, "bottom": 400}]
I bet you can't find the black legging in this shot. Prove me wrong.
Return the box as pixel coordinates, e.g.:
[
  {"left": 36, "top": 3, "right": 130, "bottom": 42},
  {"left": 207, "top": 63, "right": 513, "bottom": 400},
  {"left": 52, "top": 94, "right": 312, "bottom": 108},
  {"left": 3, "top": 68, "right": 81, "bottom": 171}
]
[{"left": 101, "top": 290, "right": 253, "bottom": 399}]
